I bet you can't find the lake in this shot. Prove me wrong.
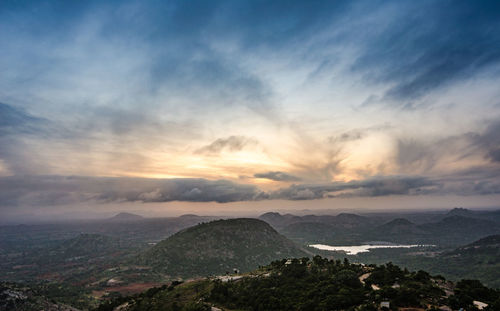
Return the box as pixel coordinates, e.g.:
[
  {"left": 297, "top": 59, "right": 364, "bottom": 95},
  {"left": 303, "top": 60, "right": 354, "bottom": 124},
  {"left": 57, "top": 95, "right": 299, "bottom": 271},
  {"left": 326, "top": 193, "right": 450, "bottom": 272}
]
[{"left": 309, "top": 243, "right": 431, "bottom": 255}]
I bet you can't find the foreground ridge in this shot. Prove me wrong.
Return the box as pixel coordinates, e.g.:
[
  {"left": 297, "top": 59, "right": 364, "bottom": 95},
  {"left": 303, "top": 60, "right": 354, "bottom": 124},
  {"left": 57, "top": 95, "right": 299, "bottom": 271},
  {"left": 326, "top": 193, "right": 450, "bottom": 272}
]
[{"left": 95, "top": 256, "right": 500, "bottom": 311}]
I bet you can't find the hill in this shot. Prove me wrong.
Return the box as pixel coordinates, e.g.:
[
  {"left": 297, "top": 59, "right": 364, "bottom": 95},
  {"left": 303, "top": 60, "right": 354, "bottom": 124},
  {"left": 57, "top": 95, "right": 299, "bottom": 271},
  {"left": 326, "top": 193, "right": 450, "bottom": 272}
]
[
  {"left": 436, "top": 234, "right": 500, "bottom": 288},
  {"left": 366, "top": 218, "right": 428, "bottom": 243},
  {"left": 436, "top": 234, "right": 500, "bottom": 287},
  {"left": 441, "top": 208, "right": 500, "bottom": 224},
  {"left": 280, "top": 222, "right": 338, "bottom": 244},
  {"left": 259, "top": 212, "right": 376, "bottom": 245},
  {"left": 136, "top": 218, "right": 308, "bottom": 277},
  {"left": 446, "top": 207, "right": 475, "bottom": 217},
  {"left": 378, "top": 234, "right": 500, "bottom": 288},
  {"left": 447, "top": 234, "right": 500, "bottom": 258},
  {"left": 466, "top": 234, "right": 500, "bottom": 247},
  {"left": 106, "top": 212, "right": 144, "bottom": 222},
  {"left": 258, "top": 212, "right": 302, "bottom": 229},
  {"left": 377, "top": 218, "right": 422, "bottom": 233},
  {"left": 419, "top": 216, "right": 500, "bottom": 246},
  {"left": 96, "top": 256, "right": 500, "bottom": 311}
]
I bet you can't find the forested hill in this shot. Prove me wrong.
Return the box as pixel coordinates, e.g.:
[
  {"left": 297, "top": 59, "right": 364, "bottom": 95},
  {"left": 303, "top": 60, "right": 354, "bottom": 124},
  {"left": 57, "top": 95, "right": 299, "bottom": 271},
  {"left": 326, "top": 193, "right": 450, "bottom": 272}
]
[
  {"left": 136, "top": 218, "right": 308, "bottom": 277},
  {"left": 96, "top": 256, "right": 500, "bottom": 311}
]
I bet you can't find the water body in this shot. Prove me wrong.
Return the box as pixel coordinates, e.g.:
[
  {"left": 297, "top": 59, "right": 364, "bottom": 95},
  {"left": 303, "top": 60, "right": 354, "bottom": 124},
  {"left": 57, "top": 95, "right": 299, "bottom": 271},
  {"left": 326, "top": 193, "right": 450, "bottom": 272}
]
[{"left": 309, "top": 243, "right": 431, "bottom": 255}]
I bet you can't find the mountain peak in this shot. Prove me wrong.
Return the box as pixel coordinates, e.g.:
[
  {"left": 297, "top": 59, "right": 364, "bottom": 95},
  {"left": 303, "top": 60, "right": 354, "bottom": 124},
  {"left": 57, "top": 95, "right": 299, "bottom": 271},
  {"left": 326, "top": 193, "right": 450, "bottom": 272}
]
[
  {"left": 384, "top": 218, "right": 415, "bottom": 226},
  {"left": 107, "top": 212, "right": 144, "bottom": 222},
  {"left": 137, "top": 218, "right": 307, "bottom": 277},
  {"left": 179, "top": 214, "right": 200, "bottom": 218},
  {"left": 447, "top": 207, "right": 473, "bottom": 216},
  {"left": 259, "top": 212, "right": 282, "bottom": 219},
  {"left": 336, "top": 213, "right": 364, "bottom": 220}
]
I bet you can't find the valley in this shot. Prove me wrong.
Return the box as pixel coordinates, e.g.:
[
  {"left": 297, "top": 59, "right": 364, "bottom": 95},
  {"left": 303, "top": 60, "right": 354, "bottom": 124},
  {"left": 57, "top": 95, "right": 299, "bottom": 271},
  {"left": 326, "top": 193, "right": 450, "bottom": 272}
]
[{"left": 1, "top": 208, "right": 500, "bottom": 310}]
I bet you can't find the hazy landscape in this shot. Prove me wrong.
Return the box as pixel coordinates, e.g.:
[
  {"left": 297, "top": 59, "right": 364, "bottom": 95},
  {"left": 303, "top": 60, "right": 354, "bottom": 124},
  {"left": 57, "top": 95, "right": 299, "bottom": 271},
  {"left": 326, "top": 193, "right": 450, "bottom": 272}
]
[
  {"left": 2, "top": 0, "right": 500, "bottom": 310},
  {"left": 2, "top": 208, "right": 500, "bottom": 310}
]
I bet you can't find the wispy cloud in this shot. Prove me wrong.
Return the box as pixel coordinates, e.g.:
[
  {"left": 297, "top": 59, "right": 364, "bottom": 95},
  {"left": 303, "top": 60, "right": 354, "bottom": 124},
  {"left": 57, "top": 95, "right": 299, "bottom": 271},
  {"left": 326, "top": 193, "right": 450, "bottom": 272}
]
[
  {"left": 0, "top": 0, "right": 499, "bottom": 217},
  {"left": 195, "top": 136, "right": 259, "bottom": 155},
  {"left": 254, "top": 171, "right": 301, "bottom": 182}
]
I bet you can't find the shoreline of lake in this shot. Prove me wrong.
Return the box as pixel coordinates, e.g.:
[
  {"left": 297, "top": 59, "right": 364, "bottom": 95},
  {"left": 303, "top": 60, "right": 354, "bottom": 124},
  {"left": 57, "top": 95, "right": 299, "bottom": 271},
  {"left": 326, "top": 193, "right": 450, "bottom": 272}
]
[{"left": 309, "top": 243, "right": 434, "bottom": 255}]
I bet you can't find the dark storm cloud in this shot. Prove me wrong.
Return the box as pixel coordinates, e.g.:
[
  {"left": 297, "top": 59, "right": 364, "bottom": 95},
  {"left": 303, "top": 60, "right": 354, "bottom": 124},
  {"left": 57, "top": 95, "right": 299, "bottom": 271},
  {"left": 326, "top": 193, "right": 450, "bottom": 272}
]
[
  {"left": 0, "top": 175, "right": 438, "bottom": 207},
  {"left": 271, "top": 176, "right": 436, "bottom": 200},
  {"left": 3, "top": 0, "right": 499, "bottom": 116},
  {"left": 195, "top": 136, "right": 258, "bottom": 155},
  {"left": 1, "top": 172, "right": 500, "bottom": 209},
  {"left": 254, "top": 171, "right": 301, "bottom": 182},
  {"left": 432, "top": 166, "right": 500, "bottom": 196},
  {"left": 0, "top": 0, "right": 278, "bottom": 116},
  {"left": 0, "top": 175, "right": 266, "bottom": 206}
]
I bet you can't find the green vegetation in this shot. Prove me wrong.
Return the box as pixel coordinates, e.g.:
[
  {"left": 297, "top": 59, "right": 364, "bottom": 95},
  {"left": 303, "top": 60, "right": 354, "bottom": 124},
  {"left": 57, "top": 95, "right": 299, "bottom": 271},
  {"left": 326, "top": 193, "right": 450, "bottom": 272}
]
[
  {"left": 347, "top": 234, "right": 500, "bottom": 288},
  {"left": 276, "top": 213, "right": 500, "bottom": 247},
  {"left": 280, "top": 222, "right": 340, "bottom": 244},
  {"left": 94, "top": 256, "right": 500, "bottom": 311},
  {"left": 2, "top": 210, "right": 500, "bottom": 309},
  {"left": 0, "top": 281, "right": 91, "bottom": 310},
  {"left": 137, "top": 218, "right": 309, "bottom": 277}
]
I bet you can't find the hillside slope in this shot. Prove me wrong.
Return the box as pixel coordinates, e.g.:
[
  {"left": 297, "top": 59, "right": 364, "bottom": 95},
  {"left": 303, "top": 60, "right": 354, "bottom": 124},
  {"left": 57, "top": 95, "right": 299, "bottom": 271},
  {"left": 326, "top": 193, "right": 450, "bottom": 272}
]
[
  {"left": 137, "top": 218, "right": 308, "bottom": 277},
  {"left": 418, "top": 216, "right": 500, "bottom": 245},
  {"left": 435, "top": 234, "right": 500, "bottom": 287},
  {"left": 97, "top": 257, "right": 500, "bottom": 311}
]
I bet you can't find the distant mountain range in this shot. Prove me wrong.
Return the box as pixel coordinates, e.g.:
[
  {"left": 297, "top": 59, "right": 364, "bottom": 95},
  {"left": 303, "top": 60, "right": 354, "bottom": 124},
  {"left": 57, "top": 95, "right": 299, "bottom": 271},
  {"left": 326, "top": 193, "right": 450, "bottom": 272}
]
[
  {"left": 261, "top": 210, "right": 500, "bottom": 246},
  {"left": 2, "top": 208, "right": 500, "bottom": 309},
  {"left": 136, "top": 218, "right": 309, "bottom": 277},
  {"left": 259, "top": 212, "right": 375, "bottom": 230}
]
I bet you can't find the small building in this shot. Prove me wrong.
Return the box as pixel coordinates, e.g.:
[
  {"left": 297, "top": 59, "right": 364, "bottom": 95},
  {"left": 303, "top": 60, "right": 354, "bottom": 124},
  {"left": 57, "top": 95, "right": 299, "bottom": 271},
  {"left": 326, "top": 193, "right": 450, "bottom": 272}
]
[
  {"left": 380, "top": 301, "right": 390, "bottom": 309},
  {"left": 473, "top": 300, "right": 488, "bottom": 310}
]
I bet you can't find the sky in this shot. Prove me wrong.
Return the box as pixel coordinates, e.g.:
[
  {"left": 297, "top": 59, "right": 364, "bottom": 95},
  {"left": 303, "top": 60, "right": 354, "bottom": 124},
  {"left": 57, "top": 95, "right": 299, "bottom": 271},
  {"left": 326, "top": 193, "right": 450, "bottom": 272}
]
[{"left": 1, "top": 0, "right": 500, "bottom": 221}]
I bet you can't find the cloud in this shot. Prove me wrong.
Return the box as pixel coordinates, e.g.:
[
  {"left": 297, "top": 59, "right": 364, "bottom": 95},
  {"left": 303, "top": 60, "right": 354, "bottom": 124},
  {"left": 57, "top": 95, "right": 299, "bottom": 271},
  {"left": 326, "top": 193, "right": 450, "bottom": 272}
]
[
  {"left": 271, "top": 176, "right": 436, "bottom": 200},
  {"left": 0, "top": 0, "right": 499, "bottom": 214},
  {"left": 393, "top": 119, "right": 500, "bottom": 176},
  {"left": 473, "top": 120, "right": 500, "bottom": 163},
  {"left": 254, "top": 171, "right": 301, "bottom": 182},
  {"left": 349, "top": 1, "right": 500, "bottom": 105},
  {"left": 1, "top": 172, "right": 500, "bottom": 211},
  {"left": 0, "top": 102, "right": 48, "bottom": 136},
  {"left": 489, "top": 149, "right": 500, "bottom": 162},
  {"left": 0, "top": 175, "right": 266, "bottom": 207},
  {"left": 194, "top": 136, "right": 258, "bottom": 155},
  {"left": 327, "top": 124, "right": 392, "bottom": 143},
  {"left": 0, "top": 103, "right": 60, "bottom": 175}
]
